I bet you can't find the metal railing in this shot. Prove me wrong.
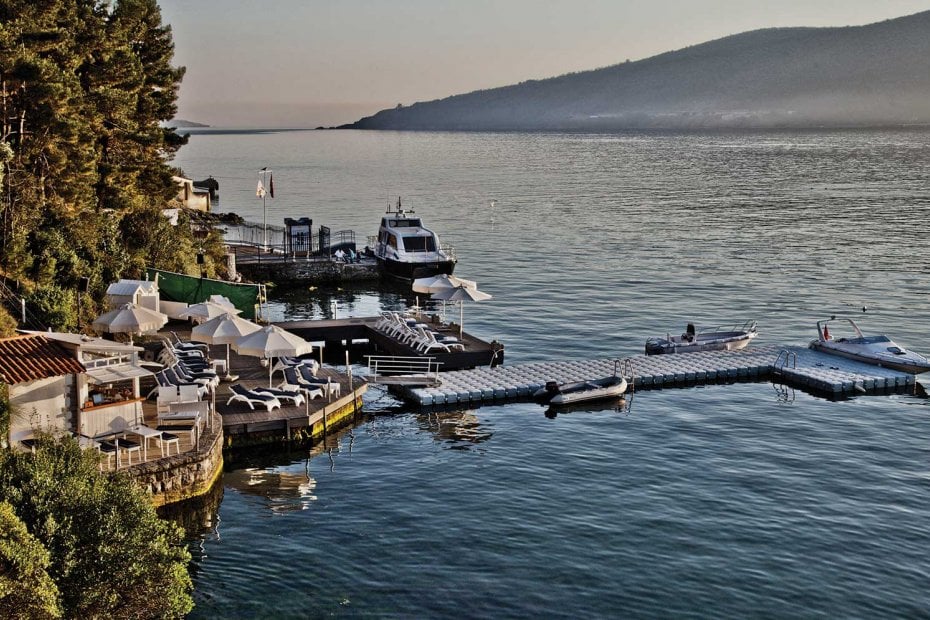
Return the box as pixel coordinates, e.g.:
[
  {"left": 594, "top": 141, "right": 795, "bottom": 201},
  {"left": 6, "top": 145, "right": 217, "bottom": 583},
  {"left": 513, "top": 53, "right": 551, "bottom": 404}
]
[
  {"left": 773, "top": 349, "right": 798, "bottom": 373},
  {"left": 365, "top": 355, "right": 442, "bottom": 386}
]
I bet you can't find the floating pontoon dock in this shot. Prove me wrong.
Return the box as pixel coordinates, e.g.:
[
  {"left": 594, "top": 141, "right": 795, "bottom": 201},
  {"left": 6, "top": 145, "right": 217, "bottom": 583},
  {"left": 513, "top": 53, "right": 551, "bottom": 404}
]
[{"left": 394, "top": 345, "right": 921, "bottom": 406}]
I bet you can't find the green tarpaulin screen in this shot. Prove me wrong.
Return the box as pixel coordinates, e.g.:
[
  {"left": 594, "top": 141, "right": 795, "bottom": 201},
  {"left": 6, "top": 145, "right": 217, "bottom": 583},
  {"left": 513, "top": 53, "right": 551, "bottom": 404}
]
[{"left": 147, "top": 269, "right": 262, "bottom": 319}]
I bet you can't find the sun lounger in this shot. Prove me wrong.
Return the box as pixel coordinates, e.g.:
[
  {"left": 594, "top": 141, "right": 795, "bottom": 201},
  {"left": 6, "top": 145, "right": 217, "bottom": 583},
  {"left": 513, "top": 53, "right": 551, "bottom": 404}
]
[
  {"left": 252, "top": 386, "right": 305, "bottom": 407},
  {"left": 226, "top": 384, "right": 282, "bottom": 411},
  {"left": 147, "top": 370, "right": 208, "bottom": 399},
  {"left": 165, "top": 367, "right": 214, "bottom": 391}
]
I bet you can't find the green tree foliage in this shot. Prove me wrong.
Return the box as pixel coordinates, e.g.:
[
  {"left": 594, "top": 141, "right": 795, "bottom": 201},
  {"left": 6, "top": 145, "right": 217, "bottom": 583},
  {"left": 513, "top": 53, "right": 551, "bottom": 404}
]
[
  {"left": 0, "top": 435, "right": 194, "bottom": 618},
  {"left": 0, "top": 501, "right": 62, "bottom": 619},
  {"left": 0, "top": 0, "right": 198, "bottom": 329},
  {"left": 23, "top": 285, "right": 77, "bottom": 332}
]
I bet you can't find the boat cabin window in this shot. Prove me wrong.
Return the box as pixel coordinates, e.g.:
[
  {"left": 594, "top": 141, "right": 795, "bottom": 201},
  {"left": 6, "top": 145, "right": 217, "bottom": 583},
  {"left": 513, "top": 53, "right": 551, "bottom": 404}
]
[
  {"left": 402, "top": 235, "right": 435, "bottom": 252},
  {"left": 390, "top": 218, "right": 421, "bottom": 228},
  {"left": 387, "top": 233, "right": 397, "bottom": 249}
]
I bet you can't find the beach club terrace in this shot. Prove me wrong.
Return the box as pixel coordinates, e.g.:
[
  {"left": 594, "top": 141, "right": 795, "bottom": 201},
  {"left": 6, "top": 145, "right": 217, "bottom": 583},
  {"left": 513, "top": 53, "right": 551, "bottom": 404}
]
[{"left": 0, "top": 325, "right": 364, "bottom": 503}]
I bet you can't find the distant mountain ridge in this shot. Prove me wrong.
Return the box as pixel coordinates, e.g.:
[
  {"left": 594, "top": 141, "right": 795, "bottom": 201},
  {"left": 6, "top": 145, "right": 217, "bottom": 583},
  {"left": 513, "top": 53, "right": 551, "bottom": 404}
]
[
  {"left": 342, "top": 11, "right": 930, "bottom": 131},
  {"left": 171, "top": 119, "right": 210, "bottom": 128}
]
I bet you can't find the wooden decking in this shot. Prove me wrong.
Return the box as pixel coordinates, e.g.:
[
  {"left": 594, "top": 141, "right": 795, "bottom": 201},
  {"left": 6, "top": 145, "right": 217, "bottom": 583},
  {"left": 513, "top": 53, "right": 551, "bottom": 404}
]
[{"left": 154, "top": 327, "right": 367, "bottom": 440}]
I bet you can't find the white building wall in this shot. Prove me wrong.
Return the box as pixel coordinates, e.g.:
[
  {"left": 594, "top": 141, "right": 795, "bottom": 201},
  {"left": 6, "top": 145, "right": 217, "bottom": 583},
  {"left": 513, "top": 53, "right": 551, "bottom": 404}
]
[{"left": 9, "top": 376, "right": 72, "bottom": 445}]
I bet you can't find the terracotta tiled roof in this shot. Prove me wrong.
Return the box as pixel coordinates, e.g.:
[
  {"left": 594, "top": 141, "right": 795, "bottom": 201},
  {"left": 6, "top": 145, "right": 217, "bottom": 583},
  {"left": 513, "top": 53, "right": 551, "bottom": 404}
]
[{"left": 0, "top": 335, "right": 86, "bottom": 385}]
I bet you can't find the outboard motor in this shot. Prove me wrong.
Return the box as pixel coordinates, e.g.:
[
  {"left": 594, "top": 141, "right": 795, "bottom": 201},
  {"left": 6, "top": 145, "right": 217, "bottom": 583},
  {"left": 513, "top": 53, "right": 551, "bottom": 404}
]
[{"left": 543, "top": 381, "right": 561, "bottom": 401}]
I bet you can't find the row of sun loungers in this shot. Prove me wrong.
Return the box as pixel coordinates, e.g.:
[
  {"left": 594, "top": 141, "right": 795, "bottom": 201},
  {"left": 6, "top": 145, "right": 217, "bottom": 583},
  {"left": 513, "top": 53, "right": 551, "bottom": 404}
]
[
  {"left": 224, "top": 382, "right": 331, "bottom": 411},
  {"left": 375, "top": 311, "right": 465, "bottom": 353}
]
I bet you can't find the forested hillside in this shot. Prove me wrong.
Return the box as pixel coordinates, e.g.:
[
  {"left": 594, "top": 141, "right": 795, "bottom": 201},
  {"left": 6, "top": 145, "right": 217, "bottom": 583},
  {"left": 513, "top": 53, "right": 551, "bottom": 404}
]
[
  {"left": 343, "top": 10, "right": 930, "bottom": 131},
  {"left": 0, "top": 0, "right": 224, "bottom": 334}
]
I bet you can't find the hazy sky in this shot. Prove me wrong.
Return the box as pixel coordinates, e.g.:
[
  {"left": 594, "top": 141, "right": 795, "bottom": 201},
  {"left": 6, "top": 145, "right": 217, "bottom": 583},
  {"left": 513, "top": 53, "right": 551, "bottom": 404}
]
[{"left": 156, "top": 0, "right": 930, "bottom": 128}]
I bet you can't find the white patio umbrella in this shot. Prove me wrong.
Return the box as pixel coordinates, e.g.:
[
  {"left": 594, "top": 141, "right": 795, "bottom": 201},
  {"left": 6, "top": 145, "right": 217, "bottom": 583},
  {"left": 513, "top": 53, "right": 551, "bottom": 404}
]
[
  {"left": 233, "top": 324, "right": 314, "bottom": 386},
  {"left": 411, "top": 273, "right": 477, "bottom": 294},
  {"left": 431, "top": 285, "right": 492, "bottom": 339},
  {"left": 92, "top": 303, "right": 168, "bottom": 345},
  {"left": 207, "top": 295, "right": 237, "bottom": 310},
  {"left": 190, "top": 312, "right": 261, "bottom": 380},
  {"left": 179, "top": 301, "right": 242, "bottom": 324},
  {"left": 412, "top": 274, "right": 478, "bottom": 319}
]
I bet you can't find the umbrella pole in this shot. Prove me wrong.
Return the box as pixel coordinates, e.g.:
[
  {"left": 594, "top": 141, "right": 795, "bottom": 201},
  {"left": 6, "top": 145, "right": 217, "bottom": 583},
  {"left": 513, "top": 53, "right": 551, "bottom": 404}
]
[
  {"left": 225, "top": 343, "right": 232, "bottom": 381},
  {"left": 459, "top": 302, "right": 464, "bottom": 339},
  {"left": 268, "top": 357, "right": 274, "bottom": 388}
]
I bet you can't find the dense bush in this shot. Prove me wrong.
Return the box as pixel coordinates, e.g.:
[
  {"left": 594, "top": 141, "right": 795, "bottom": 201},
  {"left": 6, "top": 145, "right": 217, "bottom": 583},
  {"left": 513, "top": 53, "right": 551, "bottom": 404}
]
[{"left": 0, "top": 435, "right": 194, "bottom": 618}]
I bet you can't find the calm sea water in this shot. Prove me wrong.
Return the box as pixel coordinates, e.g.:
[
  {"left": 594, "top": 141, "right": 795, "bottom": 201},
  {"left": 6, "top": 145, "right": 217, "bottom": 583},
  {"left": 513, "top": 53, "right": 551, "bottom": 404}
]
[{"left": 173, "top": 129, "right": 930, "bottom": 618}]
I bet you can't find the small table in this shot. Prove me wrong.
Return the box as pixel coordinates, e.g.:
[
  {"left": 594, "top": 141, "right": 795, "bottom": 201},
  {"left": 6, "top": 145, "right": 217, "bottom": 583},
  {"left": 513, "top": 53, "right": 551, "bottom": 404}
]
[
  {"left": 213, "top": 359, "right": 238, "bottom": 382},
  {"left": 125, "top": 424, "right": 164, "bottom": 459}
]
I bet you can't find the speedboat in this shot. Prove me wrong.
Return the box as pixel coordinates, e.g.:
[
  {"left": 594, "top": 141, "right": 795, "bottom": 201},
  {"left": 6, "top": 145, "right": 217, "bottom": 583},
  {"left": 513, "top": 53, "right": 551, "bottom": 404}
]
[
  {"left": 645, "top": 320, "right": 758, "bottom": 355},
  {"left": 534, "top": 361, "right": 629, "bottom": 406},
  {"left": 372, "top": 198, "right": 456, "bottom": 281},
  {"left": 809, "top": 317, "right": 930, "bottom": 374}
]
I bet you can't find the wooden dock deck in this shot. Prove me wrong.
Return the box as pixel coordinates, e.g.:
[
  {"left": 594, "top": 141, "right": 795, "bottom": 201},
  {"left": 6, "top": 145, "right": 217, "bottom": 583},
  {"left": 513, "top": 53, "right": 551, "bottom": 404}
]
[
  {"left": 157, "top": 327, "right": 366, "bottom": 442},
  {"left": 396, "top": 345, "right": 921, "bottom": 406}
]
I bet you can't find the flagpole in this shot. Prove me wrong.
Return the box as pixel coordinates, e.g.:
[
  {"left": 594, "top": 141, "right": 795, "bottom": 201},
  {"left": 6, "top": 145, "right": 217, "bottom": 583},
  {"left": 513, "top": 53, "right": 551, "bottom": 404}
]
[{"left": 258, "top": 168, "right": 273, "bottom": 250}]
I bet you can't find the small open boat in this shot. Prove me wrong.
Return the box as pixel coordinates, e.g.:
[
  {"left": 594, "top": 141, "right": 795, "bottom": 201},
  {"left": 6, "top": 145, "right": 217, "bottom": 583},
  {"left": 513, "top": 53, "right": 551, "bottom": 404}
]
[
  {"left": 645, "top": 320, "right": 758, "bottom": 355},
  {"left": 809, "top": 317, "right": 930, "bottom": 374},
  {"left": 534, "top": 360, "right": 629, "bottom": 406}
]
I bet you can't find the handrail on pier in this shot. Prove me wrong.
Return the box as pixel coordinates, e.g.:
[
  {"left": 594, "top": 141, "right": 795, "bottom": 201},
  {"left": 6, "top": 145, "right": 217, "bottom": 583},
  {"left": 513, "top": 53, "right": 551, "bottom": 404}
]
[
  {"left": 618, "top": 358, "right": 635, "bottom": 394},
  {"left": 366, "top": 355, "right": 442, "bottom": 386},
  {"left": 773, "top": 349, "right": 798, "bottom": 373}
]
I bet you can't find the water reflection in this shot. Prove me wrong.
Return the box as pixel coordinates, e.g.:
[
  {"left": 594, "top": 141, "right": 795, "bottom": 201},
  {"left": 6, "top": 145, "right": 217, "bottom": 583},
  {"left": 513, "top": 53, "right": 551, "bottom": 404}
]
[
  {"left": 542, "top": 396, "right": 629, "bottom": 419},
  {"left": 264, "top": 281, "right": 431, "bottom": 323},
  {"left": 222, "top": 424, "right": 361, "bottom": 514},
  {"left": 223, "top": 467, "right": 318, "bottom": 513},
  {"left": 416, "top": 409, "right": 492, "bottom": 449}
]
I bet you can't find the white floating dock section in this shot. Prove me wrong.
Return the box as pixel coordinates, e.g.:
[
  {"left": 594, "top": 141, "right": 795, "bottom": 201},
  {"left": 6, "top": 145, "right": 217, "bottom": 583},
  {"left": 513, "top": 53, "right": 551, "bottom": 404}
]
[{"left": 400, "top": 345, "right": 919, "bottom": 406}]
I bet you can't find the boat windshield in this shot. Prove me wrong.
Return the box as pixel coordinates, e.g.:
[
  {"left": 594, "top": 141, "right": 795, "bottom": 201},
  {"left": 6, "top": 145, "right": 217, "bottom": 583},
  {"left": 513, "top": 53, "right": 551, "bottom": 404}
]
[{"left": 402, "top": 236, "right": 435, "bottom": 252}]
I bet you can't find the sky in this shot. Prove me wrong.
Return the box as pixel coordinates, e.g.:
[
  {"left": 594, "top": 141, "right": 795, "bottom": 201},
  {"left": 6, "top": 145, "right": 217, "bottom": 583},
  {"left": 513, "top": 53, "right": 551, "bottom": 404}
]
[{"left": 156, "top": 0, "right": 930, "bottom": 128}]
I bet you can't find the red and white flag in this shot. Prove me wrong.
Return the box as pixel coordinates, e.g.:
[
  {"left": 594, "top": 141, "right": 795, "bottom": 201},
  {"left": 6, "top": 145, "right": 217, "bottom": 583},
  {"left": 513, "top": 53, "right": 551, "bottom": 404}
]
[{"left": 256, "top": 179, "right": 265, "bottom": 198}]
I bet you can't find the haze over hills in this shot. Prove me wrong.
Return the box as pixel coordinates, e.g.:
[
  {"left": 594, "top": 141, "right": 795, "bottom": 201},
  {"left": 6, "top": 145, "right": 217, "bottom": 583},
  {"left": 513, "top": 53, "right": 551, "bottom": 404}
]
[{"left": 341, "top": 10, "right": 930, "bottom": 131}]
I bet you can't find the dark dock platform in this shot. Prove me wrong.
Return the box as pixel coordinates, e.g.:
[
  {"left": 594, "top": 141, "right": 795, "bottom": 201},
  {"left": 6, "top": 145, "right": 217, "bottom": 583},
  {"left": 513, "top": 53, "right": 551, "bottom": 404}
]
[
  {"left": 277, "top": 315, "right": 504, "bottom": 370},
  {"left": 230, "top": 244, "right": 381, "bottom": 284}
]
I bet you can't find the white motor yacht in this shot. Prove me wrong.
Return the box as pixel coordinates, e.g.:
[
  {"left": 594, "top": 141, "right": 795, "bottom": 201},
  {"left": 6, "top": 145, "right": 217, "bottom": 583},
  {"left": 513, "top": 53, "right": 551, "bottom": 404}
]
[
  {"left": 372, "top": 198, "right": 456, "bottom": 281},
  {"left": 809, "top": 317, "right": 930, "bottom": 374}
]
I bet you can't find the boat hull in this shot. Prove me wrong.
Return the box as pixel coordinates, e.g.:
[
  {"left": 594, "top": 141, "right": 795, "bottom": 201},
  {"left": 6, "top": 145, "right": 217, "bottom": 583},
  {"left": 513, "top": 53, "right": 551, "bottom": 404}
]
[
  {"left": 378, "top": 257, "right": 456, "bottom": 282},
  {"left": 534, "top": 376, "right": 628, "bottom": 405},
  {"left": 645, "top": 334, "right": 755, "bottom": 355},
  {"left": 809, "top": 341, "right": 930, "bottom": 375}
]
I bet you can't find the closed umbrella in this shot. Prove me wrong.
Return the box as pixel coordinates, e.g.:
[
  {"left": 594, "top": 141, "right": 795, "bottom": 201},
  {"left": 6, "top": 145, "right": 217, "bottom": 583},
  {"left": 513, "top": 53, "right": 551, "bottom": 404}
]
[
  {"left": 430, "top": 285, "right": 492, "bottom": 339},
  {"left": 190, "top": 312, "right": 261, "bottom": 381},
  {"left": 233, "top": 324, "right": 313, "bottom": 386},
  {"left": 179, "top": 301, "right": 242, "bottom": 324},
  {"left": 92, "top": 303, "right": 168, "bottom": 345}
]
